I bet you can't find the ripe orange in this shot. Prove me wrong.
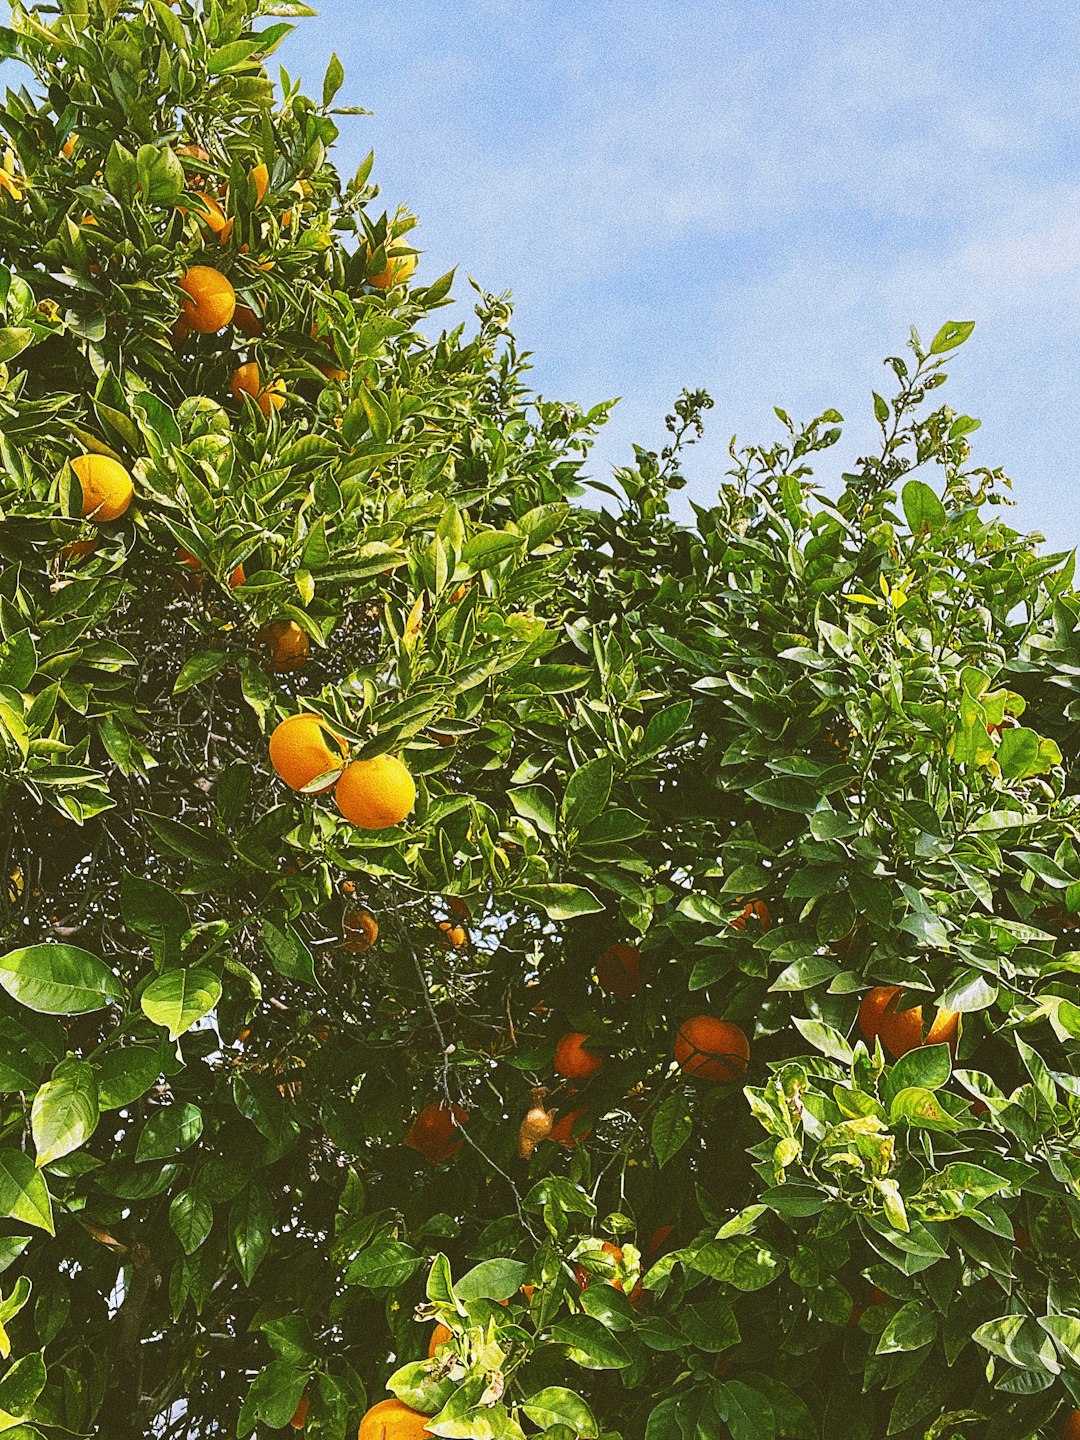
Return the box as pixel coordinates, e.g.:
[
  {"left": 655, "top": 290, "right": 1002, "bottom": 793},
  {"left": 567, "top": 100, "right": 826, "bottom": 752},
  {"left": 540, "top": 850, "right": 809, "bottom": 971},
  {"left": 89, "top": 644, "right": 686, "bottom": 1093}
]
[
  {"left": 231, "top": 361, "right": 285, "bottom": 418},
  {"left": 290, "top": 1391, "right": 309, "bottom": 1429},
  {"left": 229, "top": 562, "right": 247, "bottom": 588},
  {"left": 190, "top": 191, "right": 229, "bottom": 235},
  {"left": 335, "top": 755, "right": 416, "bottom": 829},
  {"left": 596, "top": 942, "right": 641, "bottom": 998},
  {"left": 730, "top": 899, "right": 772, "bottom": 932},
  {"left": 404, "top": 1102, "right": 467, "bottom": 1164},
  {"left": 645, "top": 1223, "right": 675, "bottom": 1257},
  {"left": 255, "top": 619, "right": 309, "bottom": 672},
  {"left": 233, "top": 303, "right": 263, "bottom": 338},
  {"left": 358, "top": 1399, "right": 434, "bottom": 1440},
  {"left": 367, "top": 235, "right": 417, "bottom": 290},
  {"left": 71, "top": 454, "right": 134, "bottom": 522},
  {"left": 309, "top": 324, "right": 348, "bottom": 380},
  {"left": 343, "top": 909, "right": 379, "bottom": 953},
  {"left": 447, "top": 896, "right": 471, "bottom": 921},
  {"left": 674, "top": 1015, "right": 750, "bottom": 1084},
  {"left": 1061, "top": 1409, "right": 1080, "bottom": 1440},
  {"left": 61, "top": 133, "right": 78, "bottom": 159},
  {"left": 437, "top": 920, "right": 468, "bottom": 950},
  {"left": 179, "top": 265, "right": 235, "bottom": 333},
  {"left": 59, "top": 537, "right": 98, "bottom": 563},
  {"left": 553, "top": 1032, "right": 604, "bottom": 1081},
  {"left": 857, "top": 986, "right": 959, "bottom": 1060},
  {"left": 548, "top": 1105, "right": 591, "bottom": 1148},
  {"left": 427, "top": 1322, "right": 452, "bottom": 1357},
  {"left": 250, "top": 161, "right": 269, "bottom": 204},
  {"left": 269, "top": 713, "right": 347, "bottom": 793}
]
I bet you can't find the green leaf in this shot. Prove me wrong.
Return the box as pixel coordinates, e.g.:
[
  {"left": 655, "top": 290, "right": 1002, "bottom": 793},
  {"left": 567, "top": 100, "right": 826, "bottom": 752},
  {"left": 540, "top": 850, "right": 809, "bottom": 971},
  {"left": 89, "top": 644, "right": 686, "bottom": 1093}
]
[
  {"left": 549, "top": 1314, "right": 631, "bottom": 1369},
  {"left": 0, "top": 1350, "right": 46, "bottom": 1423},
  {"left": 260, "top": 920, "right": 317, "bottom": 987},
  {"left": 651, "top": 1094, "right": 692, "bottom": 1168},
  {"left": 0, "top": 945, "right": 122, "bottom": 1015},
  {"left": 94, "top": 1046, "right": 161, "bottom": 1110},
  {"left": 344, "top": 1239, "right": 421, "bottom": 1288},
  {"left": 140, "top": 967, "right": 221, "bottom": 1040},
  {"left": 120, "top": 873, "right": 189, "bottom": 967},
  {"left": 929, "top": 319, "right": 975, "bottom": 354},
  {"left": 561, "top": 756, "right": 613, "bottom": 833},
  {"left": 973, "top": 1314, "right": 1059, "bottom": 1372},
  {"left": 31, "top": 1060, "right": 98, "bottom": 1167},
  {"left": 322, "top": 50, "right": 344, "bottom": 106},
  {"left": 169, "top": 1189, "right": 213, "bottom": 1255},
  {"left": 173, "top": 650, "right": 228, "bottom": 694},
  {"left": 875, "top": 1299, "right": 936, "bottom": 1354},
  {"left": 135, "top": 1102, "right": 203, "bottom": 1162},
  {"left": 0, "top": 1152, "right": 53, "bottom": 1234},
  {"left": 640, "top": 700, "right": 693, "bottom": 756},
  {"left": 901, "top": 480, "right": 946, "bottom": 535},
  {"left": 508, "top": 785, "right": 558, "bottom": 836},
  {"left": 455, "top": 1258, "right": 526, "bottom": 1302},
  {"left": 522, "top": 1388, "right": 598, "bottom": 1437},
  {"left": 0, "top": 632, "right": 36, "bottom": 690},
  {"left": 230, "top": 1183, "right": 274, "bottom": 1284},
  {"left": 510, "top": 885, "right": 603, "bottom": 920},
  {"left": 691, "top": 1237, "right": 784, "bottom": 1292}
]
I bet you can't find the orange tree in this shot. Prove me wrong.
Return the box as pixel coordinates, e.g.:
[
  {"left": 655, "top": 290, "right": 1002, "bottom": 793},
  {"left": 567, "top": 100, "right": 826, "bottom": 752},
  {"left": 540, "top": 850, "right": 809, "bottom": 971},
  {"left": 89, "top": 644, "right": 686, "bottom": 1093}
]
[{"left": 0, "top": 3, "right": 1079, "bottom": 1439}]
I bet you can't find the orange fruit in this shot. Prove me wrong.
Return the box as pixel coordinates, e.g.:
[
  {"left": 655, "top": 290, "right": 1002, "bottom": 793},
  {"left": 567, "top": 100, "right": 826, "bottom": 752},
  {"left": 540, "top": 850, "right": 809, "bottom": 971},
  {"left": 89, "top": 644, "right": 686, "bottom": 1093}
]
[
  {"left": 61, "top": 133, "right": 78, "bottom": 159},
  {"left": 255, "top": 619, "right": 309, "bottom": 672},
  {"left": 404, "top": 1102, "right": 467, "bottom": 1164},
  {"left": 730, "top": 899, "right": 772, "bottom": 932},
  {"left": 71, "top": 454, "right": 134, "bottom": 522},
  {"left": 179, "top": 265, "right": 235, "bottom": 333},
  {"left": 674, "top": 1015, "right": 750, "bottom": 1084},
  {"left": 269, "top": 713, "right": 347, "bottom": 793},
  {"left": 233, "top": 303, "right": 263, "bottom": 338},
  {"left": 358, "top": 1399, "right": 434, "bottom": 1440},
  {"left": 190, "top": 191, "right": 229, "bottom": 235},
  {"left": 335, "top": 755, "right": 416, "bottom": 829},
  {"left": 290, "top": 1391, "right": 309, "bottom": 1429},
  {"left": 309, "top": 324, "right": 348, "bottom": 380},
  {"left": 250, "top": 161, "right": 269, "bottom": 204},
  {"left": 437, "top": 920, "right": 468, "bottom": 950},
  {"left": 231, "top": 361, "right": 285, "bottom": 418},
  {"left": 447, "top": 896, "right": 471, "bottom": 921},
  {"left": 59, "top": 537, "right": 98, "bottom": 563},
  {"left": 427, "top": 1322, "right": 452, "bottom": 1357},
  {"left": 367, "top": 234, "right": 417, "bottom": 290},
  {"left": 344, "top": 909, "right": 379, "bottom": 953},
  {"left": 645, "top": 1224, "right": 675, "bottom": 1257},
  {"left": 596, "top": 942, "right": 641, "bottom": 998},
  {"left": 857, "top": 986, "right": 959, "bottom": 1060},
  {"left": 229, "top": 562, "right": 247, "bottom": 588},
  {"left": 1061, "top": 1409, "right": 1080, "bottom": 1440},
  {"left": 553, "top": 1032, "right": 604, "bottom": 1081},
  {"left": 548, "top": 1105, "right": 591, "bottom": 1148}
]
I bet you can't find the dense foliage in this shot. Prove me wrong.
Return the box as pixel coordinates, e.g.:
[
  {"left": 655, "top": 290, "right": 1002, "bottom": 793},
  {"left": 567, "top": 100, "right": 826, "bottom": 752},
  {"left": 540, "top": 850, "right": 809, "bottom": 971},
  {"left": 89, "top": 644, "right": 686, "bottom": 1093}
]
[{"left": 0, "top": 3, "right": 1078, "bottom": 1438}]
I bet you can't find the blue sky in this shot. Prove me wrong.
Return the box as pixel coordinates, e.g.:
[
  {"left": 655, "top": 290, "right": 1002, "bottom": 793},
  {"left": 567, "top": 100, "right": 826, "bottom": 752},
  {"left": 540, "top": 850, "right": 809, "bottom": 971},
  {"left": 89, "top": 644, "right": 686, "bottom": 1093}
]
[{"left": 282, "top": 0, "right": 1080, "bottom": 547}]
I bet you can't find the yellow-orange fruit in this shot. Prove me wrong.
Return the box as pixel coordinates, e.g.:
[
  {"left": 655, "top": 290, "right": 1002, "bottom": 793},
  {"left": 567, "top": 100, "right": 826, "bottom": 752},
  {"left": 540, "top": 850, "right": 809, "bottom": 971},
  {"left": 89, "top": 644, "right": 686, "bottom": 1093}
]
[
  {"left": 335, "top": 755, "right": 416, "bottom": 829},
  {"left": 229, "top": 562, "right": 247, "bottom": 588},
  {"left": 358, "top": 1399, "right": 434, "bottom": 1440},
  {"left": 60, "top": 537, "right": 98, "bottom": 563},
  {"left": 596, "top": 942, "right": 641, "bottom": 998},
  {"left": 190, "top": 191, "right": 228, "bottom": 235},
  {"left": 231, "top": 361, "right": 285, "bottom": 418},
  {"left": 367, "top": 236, "right": 417, "bottom": 290},
  {"left": 553, "top": 1032, "right": 604, "bottom": 1081},
  {"left": 1061, "top": 1408, "right": 1080, "bottom": 1440},
  {"left": 427, "top": 1322, "right": 452, "bottom": 1357},
  {"left": 343, "top": 909, "right": 379, "bottom": 953},
  {"left": 269, "top": 713, "right": 347, "bottom": 793},
  {"left": 71, "top": 454, "right": 134, "bottom": 522},
  {"left": 730, "top": 898, "right": 772, "bottom": 931},
  {"left": 437, "top": 920, "right": 468, "bottom": 950},
  {"left": 674, "top": 1015, "right": 750, "bottom": 1084},
  {"left": 255, "top": 619, "right": 309, "bottom": 672},
  {"left": 549, "top": 1105, "right": 591, "bottom": 1148},
  {"left": 404, "top": 1102, "right": 467, "bottom": 1164},
  {"left": 61, "top": 133, "right": 78, "bottom": 159},
  {"left": 858, "top": 986, "right": 959, "bottom": 1060},
  {"left": 290, "top": 1391, "right": 309, "bottom": 1429},
  {"left": 250, "top": 161, "right": 269, "bottom": 204},
  {"left": 233, "top": 303, "right": 264, "bottom": 337},
  {"left": 179, "top": 265, "right": 235, "bottom": 333},
  {"left": 447, "top": 896, "right": 471, "bottom": 921}
]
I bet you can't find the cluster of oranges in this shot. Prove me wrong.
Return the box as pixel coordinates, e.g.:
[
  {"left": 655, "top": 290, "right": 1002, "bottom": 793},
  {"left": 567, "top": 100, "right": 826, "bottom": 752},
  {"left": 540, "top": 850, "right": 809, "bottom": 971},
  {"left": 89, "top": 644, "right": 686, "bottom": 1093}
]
[{"left": 268, "top": 712, "right": 416, "bottom": 831}]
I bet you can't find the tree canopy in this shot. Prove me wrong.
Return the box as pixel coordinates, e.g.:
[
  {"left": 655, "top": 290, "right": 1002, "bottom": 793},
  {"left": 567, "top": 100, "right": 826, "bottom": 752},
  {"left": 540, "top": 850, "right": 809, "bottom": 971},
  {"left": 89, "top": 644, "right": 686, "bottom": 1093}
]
[{"left": 0, "top": 3, "right": 1078, "bottom": 1438}]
